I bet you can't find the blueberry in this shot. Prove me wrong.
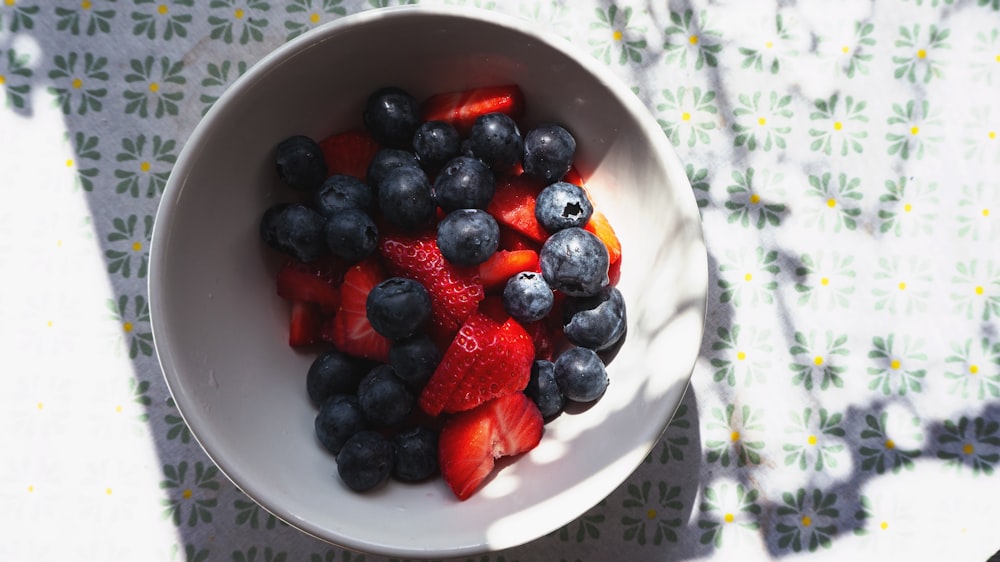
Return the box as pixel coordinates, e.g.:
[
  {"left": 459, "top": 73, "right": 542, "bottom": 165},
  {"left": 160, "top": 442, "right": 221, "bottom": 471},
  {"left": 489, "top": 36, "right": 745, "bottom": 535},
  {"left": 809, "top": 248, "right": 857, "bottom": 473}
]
[
  {"left": 324, "top": 208, "right": 379, "bottom": 262},
  {"left": 259, "top": 203, "right": 329, "bottom": 262},
  {"left": 432, "top": 156, "right": 496, "bottom": 212},
  {"left": 366, "top": 148, "right": 420, "bottom": 190},
  {"left": 436, "top": 208, "right": 500, "bottom": 266},
  {"left": 306, "top": 350, "right": 370, "bottom": 407},
  {"left": 522, "top": 124, "right": 576, "bottom": 185},
  {"left": 363, "top": 86, "right": 421, "bottom": 149},
  {"left": 502, "top": 272, "right": 554, "bottom": 324},
  {"left": 525, "top": 360, "right": 565, "bottom": 419},
  {"left": 539, "top": 227, "right": 609, "bottom": 296},
  {"left": 389, "top": 334, "right": 441, "bottom": 390},
  {"left": 336, "top": 430, "right": 394, "bottom": 492},
  {"left": 563, "top": 287, "right": 626, "bottom": 351},
  {"left": 378, "top": 165, "right": 436, "bottom": 231},
  {"left": 468, "top": 112, "right": 524, "bottom": 173},
  {"left": 412, "top": 120, "right": 461, "bottom": 171},
  {"left": 535, "top": 182, "right": 593, "bottom": 232},
  {"left": 314, "top": 174, "right": 374, "bottom": 217},
  {"left": 275, "top": 135, "right": 328, "bottom": 192},
  {"left": 366, "top": 277, "right": 432, "bottom": 340},
  {"left": 392, "top": 426, "right": 439, "bottom": 482},
  {"left": 315, "top": 394, "right": 367, "bottom": 455},
  {"left": 357, "top": 365, "right": 414, "bottom": 427},
  {"left": 553, "top": 347, "right": 609, "bottom": 402}
]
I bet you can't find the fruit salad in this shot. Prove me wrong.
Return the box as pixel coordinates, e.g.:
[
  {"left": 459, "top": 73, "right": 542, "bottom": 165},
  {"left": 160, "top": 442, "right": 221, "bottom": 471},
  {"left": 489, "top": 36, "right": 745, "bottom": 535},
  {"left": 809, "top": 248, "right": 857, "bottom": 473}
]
[{"left": 259, "top": 84, "right": 627, "bottom": 501}]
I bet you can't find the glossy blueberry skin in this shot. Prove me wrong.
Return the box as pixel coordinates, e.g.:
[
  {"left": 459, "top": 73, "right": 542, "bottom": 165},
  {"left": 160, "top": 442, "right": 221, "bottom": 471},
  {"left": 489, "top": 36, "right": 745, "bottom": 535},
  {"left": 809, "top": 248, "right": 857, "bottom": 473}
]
[
  {"left": 432, "top": 156, "right": 496, "bottom": 212},
  {"left": 377, "top": 165, "right": 436, "bottom": 231},
  {"left": 275, "top": 135, "right": 328, "bottom": 192},
  {"left": 306, "top": 350, "right": 370, "bottom": 407},
  {"left": 525, "top": 359, "right": 565, "bottom": 419},
  {"left": 391, "top": 426, "right": 439, "bottom": 482},
  {"left": 553, "top": 346, "right": 609, "bottom": 402},
  {"left": 356, "top": 365, "right": 415, "bottom": 428},
  {"left": 366, "top": 277, "right": 432, "bottom": 340},
  {"left": 389, "top": 334, "right": 441, "bottom": 391},
  {"left": 522, "top": 124, "right": 576, "bottom": 185},
  {"left": 362, "top": 86, "right": 421, "bottom": 149},
  {"left": 259, "top": 203, "right": 329, "bottom": 263},
  {"left": 563, "top": 287, "right": 627, "bottom": 351},
  {"left": 436, "top": 208, "right": 500, "bottom": 266},
  {"left": 502, "top": 271, "right": 554, "bottom": 324},
  {"left": 539, "top": 227, "right": 609, "bottom": 296},
  {"left": 535, "top": 181, "right": 593, "bottom": 232},
  {"left": 315, "top": 394, "right": 367, "bottom": 455},
  {"left": 336, "top": 430, "right": 395, "bottom": 492},
  {"left": 412, "top": 120, "right": 461, "bottom": 171},
  {"left": 314, "top": 174, "right": 374, "bottom": 217},
  {"left": 324, "top": 208, "right": 379, "bottom": 262},
  {"left": 366, "top": 148, "right": 420, "bottom": 191},
  {"left": 468, "top": 112, "right": 524, "bottom": 173}
]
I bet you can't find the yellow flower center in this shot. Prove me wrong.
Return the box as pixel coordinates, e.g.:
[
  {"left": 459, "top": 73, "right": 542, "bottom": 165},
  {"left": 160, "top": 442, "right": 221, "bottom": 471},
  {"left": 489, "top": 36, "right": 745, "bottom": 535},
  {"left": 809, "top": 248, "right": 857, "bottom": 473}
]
[
  {"left": 765, "top": 41, "right": 774, "bottom": 49},
  {"left": 885, "top": 439, "right": 895, "bottom": 449},
  {"left": 910, "top": 126, "right": 920, "bottom": 136},
  {"left": 903, "top": 203, "right": 913, "bottom": 212},
  {"left": 826, "top": 198, "right": 837, "bottom": 208},
  {"left": 970, "top": 364, "right": 980, "bottom": 374},
  {"left": 115, "top": 404, "right": 123, "bottom": 413},
  {"left": 681, "top": 111, "right": 691, "bottom": 122},
  {"left": 234, "top": 8, "right": 245, "bottom": 19},
  {"left": 27, "top": 485, "right": 34, "bottom": 492},
  {"left": 149, "top": 82, "right": 160, "bottom": 93},
  {"left": 881, "top": 521, "right": 889, "bottom": 531},
  {"left": 646, "top": 508, "right": 657, "bottom": 519},
  {"left": 140, "top": 161, "right": 151, "bottom": 172},
  {"left": 989, "top": 131, "right": 996, "bottom": 140},
  {"left": 132, "top": 241, "right": 143, "bottom": 252},
  {"left": 757, "top": 117, "right": 767, "bottom": 126},
  {"left": 182, "top": 488, "right": 193, "bottom": 499},
  {"left": 833, "top": 121, "right": 843, "bottom": 131},
  {"left": 917, "top": 49, "right": 927, "bottom": 59},
  {"left": 963, "top": 443, "right": 975, "bottom": 455},
  {"left": 737, "top": 351, "right": 747, "bottom": 361},
  {"left": 976, "top": 286, "right": 985, "bottom": 296},
  {"left": 749, "top": 193, "right": 761, "bottom": 204},
  {"left": 841, "top": 46, "right": 850, "bottom": 54},
  {"left": 807, "top": 435, "right": 818, "bottom": 446},
  {"left": 995, "top": 54, "right": 1000, "bottom": 63},
  {"left": 724, "top": 513, "right": 735, "bottom": 523},
  {"left": 65, "top": 159, "right": 74, "bottom": 168},
  {"left": 813, "top": 356, "right": 824, "bottom": 366},
  {"left": 613, "top": 30, "right": 623, "bottom": 41},
  {"left": 890, "top": 359, "right": 901, "bottom": 370},
  {"left": 730, "top": 430, "right": 741, "bottom": 442},
  {"left": 898, "top": 281, "right": 907, "bottom": 291},
  {"left": 309, "top": 12, "right": 320, "bottom": 24},
  {"left": 983, "top": 208, "right": 991, "bottom": 217},
  {"left": 72, "top": 78, "right": 83, "bottom": 89},
  {"left": 81, "top": 0, "right": 92, "bottom": 9},
  {"left": 743, "top": 272, "right": 753, "bottom": 282},
  {"left": 36, "top": 402, "right": 43, "bottom": 410},
  {"left": 4, "top": 0, "right": 15, "bottom": 6},
  {"left": 820, "top": 277, "right": 830, "bottom": 286},
  {"left": 123, "top": 321, "right": 134, "bottom": 333},
  {"left": 689, "top": 35, "right": 699, "bottom": 45},
  {"left": 801, "top": 515, "right": 812, "bottom": 527},
  {"left": 0, "top": 75, "right": 5, "bottom": 85},
  {"left": 159, "top": 4, "right": 169, "bottom": 15},
  {"left": 105, "top": 487, "right": 113, "bottom": 495}
]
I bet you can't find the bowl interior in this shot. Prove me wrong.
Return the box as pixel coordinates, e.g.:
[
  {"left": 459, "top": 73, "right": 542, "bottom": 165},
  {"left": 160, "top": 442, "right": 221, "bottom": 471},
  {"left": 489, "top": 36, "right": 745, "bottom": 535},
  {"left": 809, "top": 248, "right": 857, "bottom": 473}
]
[{"left": 150, "top": 7, "right": 707, "bottom": 558}]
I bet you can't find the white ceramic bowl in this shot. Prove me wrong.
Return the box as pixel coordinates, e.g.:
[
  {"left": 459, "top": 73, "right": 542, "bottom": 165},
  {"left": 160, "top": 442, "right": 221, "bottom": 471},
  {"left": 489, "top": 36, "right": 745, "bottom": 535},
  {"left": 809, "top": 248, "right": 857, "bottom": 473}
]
[{"left": 149, "top": 6, "right": 707, "bottom": 558}]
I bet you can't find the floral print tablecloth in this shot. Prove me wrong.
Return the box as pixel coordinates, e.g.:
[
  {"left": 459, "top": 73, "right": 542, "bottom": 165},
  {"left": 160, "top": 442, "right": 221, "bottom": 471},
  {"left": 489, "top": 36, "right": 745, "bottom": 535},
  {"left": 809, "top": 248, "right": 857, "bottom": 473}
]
[{"left": 2, "top": 1, "right": 1000, "bottom": 561}]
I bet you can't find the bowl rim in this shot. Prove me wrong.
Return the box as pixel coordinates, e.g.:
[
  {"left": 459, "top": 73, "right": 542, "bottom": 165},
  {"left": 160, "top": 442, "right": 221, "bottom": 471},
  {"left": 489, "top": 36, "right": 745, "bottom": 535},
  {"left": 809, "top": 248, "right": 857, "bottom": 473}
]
[{"left": 149, "top": 4, "right": 708, "bottom": 558}]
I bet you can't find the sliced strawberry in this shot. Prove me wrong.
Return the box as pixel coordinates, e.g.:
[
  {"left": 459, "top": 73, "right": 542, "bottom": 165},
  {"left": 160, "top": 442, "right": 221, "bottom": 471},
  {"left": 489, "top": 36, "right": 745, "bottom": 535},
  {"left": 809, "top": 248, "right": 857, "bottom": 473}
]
[
  {"left": 522, "top": 319, "right": 556, "bottom": 361},
  {"left": 318, "top": 130, "right": 380, "bottom": 181},
  {"left": 487, "top": 175, "right": 548, "bottom": 243},
  {"left": 419, "top": 309, "right": 534, "bottom": 416},
  {"left": 327, "top": 257, "right": 391, "bottom": 362},
  {"left": 584, "top": 210, "right": 622, "bottom": 265},
  {"left": 563, "top": 165, "right": 586, "bottom": 187},
  {"left": 497, "top": 225, "right": 541, "bottom": 252},
  {"left": 421, "top": 84, "right": 525, "bottom": 136},
  {"left": 477, "top": 249, "right": 540, "bottom": 292},
  {"left": 438, "top": 392, "right": 543, "bottom": 500},
  {"left": 275, "top": 257, "right": 347, "bottom": 311},
  {"left": 288, "top": 300, "right": 322, "bottom": 347}
]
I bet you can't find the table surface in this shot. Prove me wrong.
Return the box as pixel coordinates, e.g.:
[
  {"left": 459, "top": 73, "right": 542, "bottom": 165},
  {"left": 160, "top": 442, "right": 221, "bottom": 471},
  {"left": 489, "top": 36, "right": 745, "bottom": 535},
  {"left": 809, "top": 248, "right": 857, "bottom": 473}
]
[{"left": 3, "top": 1, "right": 1000, "bottom": 560}]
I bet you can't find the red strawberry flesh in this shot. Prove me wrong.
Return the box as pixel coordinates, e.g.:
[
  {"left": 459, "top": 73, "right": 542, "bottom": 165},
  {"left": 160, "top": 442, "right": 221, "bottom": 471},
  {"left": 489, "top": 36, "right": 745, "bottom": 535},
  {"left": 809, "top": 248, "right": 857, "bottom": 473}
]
[
  {"left": 327, "top": 257, "right": 391, "bottom": 363},
  {"left": 318, "top": 130, "right": 380, "bottom": 181},
  {"left": 487, "top": 175, "right": 548, "bottom": 243},
  {"left": 421, "top": 84, "right": 525, "bottom": 136}
]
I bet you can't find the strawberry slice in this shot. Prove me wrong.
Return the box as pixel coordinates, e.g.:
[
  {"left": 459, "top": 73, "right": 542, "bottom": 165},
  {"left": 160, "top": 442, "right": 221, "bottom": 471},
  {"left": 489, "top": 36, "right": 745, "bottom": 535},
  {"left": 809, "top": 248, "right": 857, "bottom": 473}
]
[
  {"left": 418, "top": 308, "right": 534, "bottom": 416},
  {"left": 288, "top": 300, "right": 322, "bottom": 347},
  {"left": 421, "top": 84, "right": 525, "bottom": 135},
  {"left": 438, "top": 392, "right": 543, "bottom": 500},
  {"left": 276, "top": 257, "right": 347, "bottom": 312},
  {"left": 497, "top": 225, "right": 540, "bottom": 252},
  {"left": 477, "top": 249, "right": 540, "bottom": 292},
  {"left": 584, "top": 210, "right": 622, "bottom": 265},
  {"left": 487, "top": 175, "right": 548, "bottom": 243},
  {"left": 318, "top": 130, "right": 380, "bottom": 181},
  {"left": 325, "top": 257, "right": 391, "bottom": 363}
]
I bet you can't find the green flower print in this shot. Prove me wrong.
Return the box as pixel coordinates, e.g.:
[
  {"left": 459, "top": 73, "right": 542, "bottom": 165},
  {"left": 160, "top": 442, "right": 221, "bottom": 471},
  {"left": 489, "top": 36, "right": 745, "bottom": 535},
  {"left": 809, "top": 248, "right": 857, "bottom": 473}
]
[
  {"left": 621, "top": 481, "right": 683, "bottom": 545},
  {"left": 161, "top": 462, "right": 221, "bottom": 527},
  {"left": 174, "top": 543, "right": 210, "bottom": 562},
  {"left": 808, "top": 94, "right": 868, "bottom": 156},
  {"left": 555, "top": 500, "right": 606, "bottom": 543},
  {"left": 656, "top": 86, "right": 717, "bottom": 148},
  {"left": 824, "top": 21, "right": 875, "bottom": 78},
  {"left": 710, "top": 325, "right": 773, "bottom": 387},
  {"left": 724, "top": 167, "right": 786, "bottom": 228},
  {"left": 892, "top": 24, "right": 950, "bottom": 83},
  {"left": 697, "top": 483, "right": 761, "bottom": 548},
  {"left": 235, "top": 496, "right": 282, "bottom": 529},
  {"left": 589, "top": 5, "right": 647, "bottom": 66},
  {"left": 105, "top": 214, "right": 153, "bottom": 279},
  {"left": 67, "top": 132, "right": 101, "bottom": 192},
  {"left": 200, "top": 60, "right": 249, "bottom": 116},
  {"left": 0, "top": 48, "right": 32, "bottom": 109},
  {"left": 794, "top": 252, "right": 856, "bottom": 309},
  {"left": 232, "top": 546, "right": 287, "bottom": 562},
  {"left": 165, "top": 397, "right": 193, "bottom": 443},
  {"left": 107, "top": 294, "right": 154, "bottom": 358},
  {"left": 48, "top": 52, "right": 109, "bottom": 115},
  {"left": 284, "top": 0, "right": 345, "bottom": 41},
  {"left": 663, "top": 9, "right": 722, "bottom": 70},
  {"left": 957, "top": 183, "right": 1000, "bottom": 240},
  {"left": 885, "top": 100, "right": 943, "bottom": 160},
  {"left": 686, "top": 164, "right": 710, "bottom": 209},
  {"left": 55, "top": 1, "right": 116, "bottom": 36},
  {"left": 368, "top": 0, "right": 416, "bottom": 7},
  {"left": 705, "top": 404, "right": 765, "bottom": 467},
  {"left": 872, "top": 255, "right": 932, "bottom": 315},
  {"left": 951, "top": 260, "right": 1000, "bottom": 321},
  {"left": 867, "top": 334, "right": 927, "bottom": 396},
  {"left": 114, "top": 134, "right": 177, "bottom": 198},
  {"left": 944, "top": 337, "right": 1000, "bottom": 400},
  {"left": 652, "top": 402, "right": 690, "bottom": 464},
  {"left": 209, "top": 0, "right": 270, "bottom": 45},
  {"left": 738, "top": 14, "right": 795, "bottom": 74},
  {"left": 970, "top": 29, "right": 999, "bottom": 85},
  {"left": 718, "top": 247, "right": 780, "bottom": 306},
  {"left": 936, "top": 416, "right": 1000, "bottom": 475},
  {"left": 774, "top": 489, "right": 839, "bottom": 553},
  {"left": 444, "top": 0, "right": 496, "bottom": 9},
  {"left": 980, "top": 0, "right": 1000, "bottom": 10},
  {"left": 0, "top": 0, "right": 39, "bottom": 32},
  {"left": 878, "top": 177, "right": 938, "bottom": 236},
  {"left": 132, "top": 0, "right": 194, "bottom": 40},
  {"left": 858, "top": 411, "right": 922, "bottom": 474},
  {"left": 309, "top": 551, "right": 367, "bottom": 562},
  {"left": 732, "top": 91, "right": 793, "bottom": 151},
  {"left": 124, "top": 56, "right": 186, "bottom": 118},
  {"left": 519, "top": 0, "right": 571, "bottom": 40},
  {"left": 804, "top": 172, "right": 863, "bottom": 232},
  {"left": 126, "top": 377, "right": 151, "bottom": 423},
  {"left": 788, "top": 331, "right": 849, "bottom": 391},
  {"left": 962, "top": 105, "right": 998, "bottom": 162},
  {"left": 783, "top": 408, "right": 846, "bottom": 471}
]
